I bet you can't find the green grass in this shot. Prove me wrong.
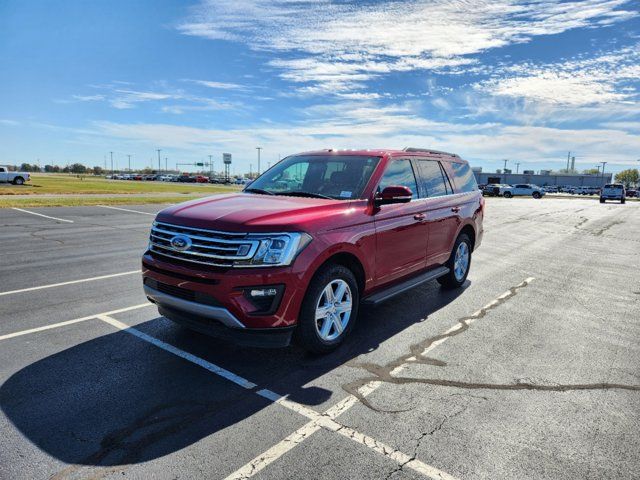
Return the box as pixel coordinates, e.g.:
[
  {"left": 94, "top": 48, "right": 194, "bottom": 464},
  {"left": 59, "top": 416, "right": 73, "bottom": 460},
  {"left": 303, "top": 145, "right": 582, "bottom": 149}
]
[
  {"left": 0, "top": 173, "right": 240, "bottom": 195},
  {"left": 0, "top": 195, "right": 206, "bottom": 208}
]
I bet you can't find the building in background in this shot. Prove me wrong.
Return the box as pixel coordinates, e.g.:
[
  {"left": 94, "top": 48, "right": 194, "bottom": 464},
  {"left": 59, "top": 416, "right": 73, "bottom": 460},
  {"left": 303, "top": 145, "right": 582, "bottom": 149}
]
[{"left": 473, "top": 171, "right": 612, "bottom": 187}]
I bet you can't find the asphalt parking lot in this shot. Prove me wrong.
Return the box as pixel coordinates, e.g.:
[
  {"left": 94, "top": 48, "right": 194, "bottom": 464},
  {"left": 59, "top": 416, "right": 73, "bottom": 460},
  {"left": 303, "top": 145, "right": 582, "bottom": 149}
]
[{"left": 1, "top": 199, "right": 639, "bottom": 480}]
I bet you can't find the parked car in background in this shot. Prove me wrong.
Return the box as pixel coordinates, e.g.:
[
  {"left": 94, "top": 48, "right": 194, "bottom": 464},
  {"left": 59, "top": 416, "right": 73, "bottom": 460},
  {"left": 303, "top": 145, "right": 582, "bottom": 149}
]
[
  {"left": 0, "top": 167, "right": 31, "bottom": 185},
  {"left": 177, "top": 175, "right": 196, "bottom": 183},
  {"left": 600, "top": 184, "right": 626, "bottom": 203},
  {"left": 482, "top": 183, "right": 508, "bottom": 197},
  {"left": 142, "top": 147, "right": 484, "bottom": 352},
  {"left": 195, "top": 175, "right": 209, "bottom": 183},
  {"left": 501, "top": 184, "right": 545, "bottom": 199},
  {"left": 543, "top": 185, "right": 558, "bottom": 193},
  {"left": 625, "top": 189, "right": 637, "bottom": 198}
]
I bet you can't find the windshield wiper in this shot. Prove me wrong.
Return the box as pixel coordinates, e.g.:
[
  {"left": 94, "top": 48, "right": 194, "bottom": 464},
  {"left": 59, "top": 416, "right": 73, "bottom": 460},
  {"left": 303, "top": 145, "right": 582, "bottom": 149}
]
[
  {"left": 243, "top": 187, "right": 275, "bottom": 195},
  {"left": 274, "top": 191, "right": 334, "bottom": 200}
]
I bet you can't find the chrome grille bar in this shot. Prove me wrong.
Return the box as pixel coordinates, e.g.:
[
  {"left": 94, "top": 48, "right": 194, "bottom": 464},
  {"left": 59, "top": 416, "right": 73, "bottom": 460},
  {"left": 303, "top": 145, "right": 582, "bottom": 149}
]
[{"left": 149, "top": 222, "right": 260, "bottom": 266}]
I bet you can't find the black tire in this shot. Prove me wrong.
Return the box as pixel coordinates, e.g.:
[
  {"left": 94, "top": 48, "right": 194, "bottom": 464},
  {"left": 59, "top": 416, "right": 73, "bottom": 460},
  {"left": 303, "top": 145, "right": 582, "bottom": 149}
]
[
  {"left": 600, "top": 197, "right": 605, "bottom": 203},
  {"left": 532, "top": 191, "right": 541, "bottom": 199},
  {"left": 295, "top": 264, "right": 359, "bottom": 354},
  {"left": 438, "top": 233, "right": 472, "bottom": 290},
  {"left": 12, "top": 177, "right": 24, "bottom": 185},
  {"left": 621, "top": 198, "right": 626, "bottom": 204},
  {"left": 503, "top": 191, "right": 512, "bottom": 198}
]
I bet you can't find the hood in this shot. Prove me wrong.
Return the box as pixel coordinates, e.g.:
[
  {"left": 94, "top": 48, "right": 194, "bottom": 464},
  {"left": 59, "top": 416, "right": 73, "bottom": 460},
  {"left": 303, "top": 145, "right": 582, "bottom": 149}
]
[{"left": 155, "top": 193, "right": 364, "bottom": 232}]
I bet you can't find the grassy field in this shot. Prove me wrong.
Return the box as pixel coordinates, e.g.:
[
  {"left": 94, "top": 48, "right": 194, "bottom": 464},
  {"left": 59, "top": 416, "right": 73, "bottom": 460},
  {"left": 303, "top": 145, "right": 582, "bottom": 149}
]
[
  {"left": 0, "top": 174, "right": 240, "bottom": 195},
  {"left": 0, "top": 195, "right": 207, "bottom": 208}
]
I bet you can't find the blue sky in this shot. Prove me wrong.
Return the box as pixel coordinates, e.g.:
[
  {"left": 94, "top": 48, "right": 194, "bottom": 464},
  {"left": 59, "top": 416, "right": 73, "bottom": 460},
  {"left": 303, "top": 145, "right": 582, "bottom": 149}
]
[{"left": 1, "top": 0, "right": 639, "bottom": 174}]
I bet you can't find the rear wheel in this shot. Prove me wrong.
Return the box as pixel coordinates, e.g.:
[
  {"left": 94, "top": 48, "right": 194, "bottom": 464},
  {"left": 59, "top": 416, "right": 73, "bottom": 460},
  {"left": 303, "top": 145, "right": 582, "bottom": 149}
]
[
  {"left": 295, "top": 264, "right": 359, "bottom": 354},
  {"left": 12, "top": 177, "right": 24, "bottom": 185},
  {"left": 438, "top": 234, "right": 472, "bottom": 290},
  {"left": 532, "top": 191, "right": 541, "bottom": 199},
  {"left": 621, "top": 197, "right": 626, "bottom": 204},
  {"left": 503, "top": 191, "right": 512, "bottom": 198},
  {"left": 600, "top": 197, "right": 605, "bottom": 203}
]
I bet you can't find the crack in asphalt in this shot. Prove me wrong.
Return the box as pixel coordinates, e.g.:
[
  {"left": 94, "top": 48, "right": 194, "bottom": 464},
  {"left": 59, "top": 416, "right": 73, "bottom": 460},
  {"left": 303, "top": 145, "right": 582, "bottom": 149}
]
[{"left": 342, "top": 278, "right": 640, "bottom": 413}]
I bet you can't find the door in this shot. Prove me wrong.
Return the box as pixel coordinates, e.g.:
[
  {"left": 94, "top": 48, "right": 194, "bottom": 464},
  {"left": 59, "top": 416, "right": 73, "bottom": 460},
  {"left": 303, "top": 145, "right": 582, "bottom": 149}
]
[
  {"left": 373, "top": 158, "right": 429, "bottom": 285},
  {"left": 414, "top": 159, "right": 462, "bottom": 267}
]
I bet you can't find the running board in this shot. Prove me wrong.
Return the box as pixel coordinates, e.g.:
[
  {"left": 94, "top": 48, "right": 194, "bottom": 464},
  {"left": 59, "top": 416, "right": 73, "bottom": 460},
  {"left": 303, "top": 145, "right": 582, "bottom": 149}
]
[{"left": 362, "top": 266, "right": 450, "bottom": 306}]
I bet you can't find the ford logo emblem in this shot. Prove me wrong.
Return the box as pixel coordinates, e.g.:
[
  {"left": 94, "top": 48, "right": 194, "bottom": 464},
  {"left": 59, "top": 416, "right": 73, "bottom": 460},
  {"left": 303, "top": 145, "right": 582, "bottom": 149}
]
[{"left": 170, "top": 235, "right": 192, "bottom": 251}]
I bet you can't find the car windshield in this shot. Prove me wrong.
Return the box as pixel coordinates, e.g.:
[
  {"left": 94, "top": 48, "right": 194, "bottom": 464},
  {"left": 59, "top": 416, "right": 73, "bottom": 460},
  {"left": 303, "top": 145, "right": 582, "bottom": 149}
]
[{"left": 245, "top": 155, "right": 380, "bottom": 200}]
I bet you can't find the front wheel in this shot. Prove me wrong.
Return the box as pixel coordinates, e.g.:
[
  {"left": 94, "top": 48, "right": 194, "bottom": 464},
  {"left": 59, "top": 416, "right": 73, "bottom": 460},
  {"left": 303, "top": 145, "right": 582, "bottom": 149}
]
[
  {"left": 438, "top": 234, "right": 472, "bottom": 290},
  {"left": 532, "top": 191, "right": 541, "bottom": 199},
  {"left": 503, "top": 191, "right": 512, "bottom": 198},
  {"left": 13, "top": 177, "right": 24, "bottom": 185},
  {"left": 295, "top": 264, "right": 359, "bottom": 354}
]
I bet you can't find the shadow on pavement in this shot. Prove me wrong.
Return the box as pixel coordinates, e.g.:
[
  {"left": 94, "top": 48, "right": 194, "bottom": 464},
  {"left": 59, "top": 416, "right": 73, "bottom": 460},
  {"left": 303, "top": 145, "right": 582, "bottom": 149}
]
[{"left": 0, "top": 281, "right": 466, "bottom": 467}]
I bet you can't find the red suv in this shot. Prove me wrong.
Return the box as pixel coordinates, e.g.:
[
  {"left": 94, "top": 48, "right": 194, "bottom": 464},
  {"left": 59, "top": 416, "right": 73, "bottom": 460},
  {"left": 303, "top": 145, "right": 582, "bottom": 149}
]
[{"left": 142, "top": 148, "right": 484, "bottom": 353}]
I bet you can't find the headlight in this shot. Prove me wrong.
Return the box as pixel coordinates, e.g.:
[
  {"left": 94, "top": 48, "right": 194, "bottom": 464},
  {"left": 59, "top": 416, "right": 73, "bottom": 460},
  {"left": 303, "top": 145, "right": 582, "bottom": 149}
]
[{"left": 234, "top": 232, "right": 312, "bottom": 267}]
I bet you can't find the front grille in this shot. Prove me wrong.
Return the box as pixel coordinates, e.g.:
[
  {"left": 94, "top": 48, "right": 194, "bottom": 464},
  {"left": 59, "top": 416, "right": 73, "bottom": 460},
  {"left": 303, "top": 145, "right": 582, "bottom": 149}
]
[
  {"left": 144, "top": 278, "right": 222, "bottom": 307},
  {"left": 149, "top": 221, "right": 259, "bottom": 267}
]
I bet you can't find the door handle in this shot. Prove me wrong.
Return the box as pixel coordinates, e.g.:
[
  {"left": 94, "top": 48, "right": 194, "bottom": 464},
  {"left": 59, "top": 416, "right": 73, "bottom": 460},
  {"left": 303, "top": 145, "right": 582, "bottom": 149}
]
[
  {"left": 451, "top": 207, "right": 460, "bottom": 213},
  {"left": 413, "top": 213, "right": 426, "bottom": 221}
]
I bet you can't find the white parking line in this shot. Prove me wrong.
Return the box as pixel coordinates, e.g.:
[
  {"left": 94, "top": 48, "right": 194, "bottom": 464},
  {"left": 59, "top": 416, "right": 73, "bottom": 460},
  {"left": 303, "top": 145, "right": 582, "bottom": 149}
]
[
  {"left": 229, "top": 278, "right": 536, "bottom": 479},
  {"left": 97, "top": 315, "right": 256, "bottom": 389},
  {"left": 98, "top": 205, "right": 156, "bottom": 216},
  {"left": 0, "top": 303, "right": 152, "bottom": 341},
  {"left": 96, "top": 313, "right": 459, "bottom": 480},
  {"left": 11, "top": 207, "right": 74, "bottom": 223},
  {"left": 0, "top": 270, "right": 140, "bottom": 296}
]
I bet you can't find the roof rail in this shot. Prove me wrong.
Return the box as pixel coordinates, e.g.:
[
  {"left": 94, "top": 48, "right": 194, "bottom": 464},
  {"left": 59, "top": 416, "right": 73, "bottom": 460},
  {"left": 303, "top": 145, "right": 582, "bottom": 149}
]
[{"left": 402, "top": 147, "right": 459, "bottom": 157}]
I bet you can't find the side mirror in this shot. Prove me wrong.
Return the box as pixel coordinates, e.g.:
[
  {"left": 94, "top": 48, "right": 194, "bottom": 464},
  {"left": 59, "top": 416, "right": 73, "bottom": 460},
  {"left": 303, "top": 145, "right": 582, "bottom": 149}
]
[{"left": 375, "top": 185, "right": 413, "bottom": 206}]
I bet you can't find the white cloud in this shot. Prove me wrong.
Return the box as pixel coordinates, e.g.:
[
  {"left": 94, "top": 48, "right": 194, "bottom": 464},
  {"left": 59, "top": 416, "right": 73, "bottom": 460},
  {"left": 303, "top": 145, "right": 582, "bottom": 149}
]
[
  {"left": 476, "top": 44, "right": 640, "bottom": 106},
  {"left": 188, "top": 79, "right": 249, "bottom": 91},
  {"left": 90, "top": 100, "right": 640, "bottom": 168},
  {"left": 177, "top": 0, "right": 636, "bottom": 93}
]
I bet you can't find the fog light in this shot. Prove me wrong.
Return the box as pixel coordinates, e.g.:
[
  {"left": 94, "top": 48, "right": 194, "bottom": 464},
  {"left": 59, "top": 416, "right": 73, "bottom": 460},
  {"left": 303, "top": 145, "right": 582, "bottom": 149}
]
[
  {"left": 250, "top": 288, "right": 278, "bottom": 297},
  {"left": 242, "top": 284, "right": 284, "bottom": 315}
]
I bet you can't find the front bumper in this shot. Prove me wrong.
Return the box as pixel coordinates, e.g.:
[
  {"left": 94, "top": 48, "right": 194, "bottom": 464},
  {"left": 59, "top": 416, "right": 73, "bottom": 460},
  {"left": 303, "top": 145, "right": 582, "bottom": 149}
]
[{"left": 157, "top": 304, "right": 295, "bottom": 348}]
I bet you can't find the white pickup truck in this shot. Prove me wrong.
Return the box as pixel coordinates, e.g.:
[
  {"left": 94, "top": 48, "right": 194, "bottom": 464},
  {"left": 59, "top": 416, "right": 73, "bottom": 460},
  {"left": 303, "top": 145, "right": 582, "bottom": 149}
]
[
  {"left": 501, "top": 184, "right": 545, "bottom": 199},
  {"left": 0, "top": 166, "right": 30, "bottom": 185}
]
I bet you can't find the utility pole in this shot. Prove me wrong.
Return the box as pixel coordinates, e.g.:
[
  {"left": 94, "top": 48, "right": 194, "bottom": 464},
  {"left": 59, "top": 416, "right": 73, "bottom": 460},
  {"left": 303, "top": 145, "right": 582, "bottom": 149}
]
[
  {"left": 127, "top": 154, "right": 131, "bottom": 172},
  {"left": 600, "top": 161, "right": 607, "bottom": 187},
  {"left": 502, "top": 159, "right": 508, "bottom": 183},
  {"left": 165, "top": 157, "right": 168, "bottom": 172},
  {"left": 208, "top": 154, "right": 213, "bottom": 178},
  {"left": 566, "top": 151, "right": 571, "bottom": 172},
  {"left": 515, "top": 162, "right": 521, "bottom": 174},
  {"left": 249, "top": 163, "right": 252, "bottom": 178},
  {"left": 256, "top": 147, "right": 262, "bottom": 175},
  {"left": 110, "top": 151, "right": 113, "bottom": 174},
  {"left": 157, "top": 149, "right": 162, "bottom": 175}
]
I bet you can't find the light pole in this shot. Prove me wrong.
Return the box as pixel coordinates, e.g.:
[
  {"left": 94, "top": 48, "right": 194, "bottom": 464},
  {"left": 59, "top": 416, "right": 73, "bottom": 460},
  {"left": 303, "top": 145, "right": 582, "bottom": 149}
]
[
  {"left": 515, "top": 162, "right": 521, "bottom": 174},
  {"left": 110, "top": 151, "right": 113, "bottom": 174},
  {"left": 127, "top": 154, "right": 131, "bottom": 172},
  {"left": 256, "top": 147, "right": 262, "bottom": 175},
  {"left": 208, "top": 154, "right": 213, "bottom": 178},
  {"left": 157, "top": 149, "right": 162, "bottom": 175},
  {"left": 502, "top": 159, "right": 508, "bottom": 183},
  {"left": 165, "top": 157, "right": 168, "bottom": 172},
  {"left": 600, "top": 161, "right": 607, "bottom": 187}
]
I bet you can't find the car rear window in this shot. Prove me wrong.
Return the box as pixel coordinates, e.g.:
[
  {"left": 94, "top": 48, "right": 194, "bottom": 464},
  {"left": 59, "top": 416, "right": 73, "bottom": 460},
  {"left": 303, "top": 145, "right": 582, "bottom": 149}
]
[
  {"left": 605, "top": 184, "right": 623, "bottom": 189},
  {"left": 414, "top": 160, "right": 452, "bottom": 197},
  {"left": 450, "top": 162, "right": 478, "bottom": 193}
]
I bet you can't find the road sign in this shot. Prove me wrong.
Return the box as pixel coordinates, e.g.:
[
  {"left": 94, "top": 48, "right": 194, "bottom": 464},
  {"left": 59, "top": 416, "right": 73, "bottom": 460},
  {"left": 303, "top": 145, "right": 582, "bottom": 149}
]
[
  {"left": 223, "top": 153, "right": 232, "bottom": 165},
  {"left": 196, "top": 163, "right": 204, "bottom": 166}
]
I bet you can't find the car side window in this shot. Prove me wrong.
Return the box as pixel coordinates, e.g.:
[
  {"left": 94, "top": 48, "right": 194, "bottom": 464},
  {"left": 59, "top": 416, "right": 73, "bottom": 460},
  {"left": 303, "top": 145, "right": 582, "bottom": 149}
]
[
  {"left": 450, "top": 162, "right": 478, "bottom": 193},
  {"left": 415, "top": 160, "right": 451, "bottom": 197},
  {"left": 378, "top": 159, "right": 418, "bottom": 199}
]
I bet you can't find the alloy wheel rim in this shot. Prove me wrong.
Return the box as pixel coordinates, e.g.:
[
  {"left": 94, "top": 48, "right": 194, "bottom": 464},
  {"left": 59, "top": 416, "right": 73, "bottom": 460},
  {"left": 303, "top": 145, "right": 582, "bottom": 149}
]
[
  {"left": 315, "top": 279, "right": 353, "bottom": 341},
  {"left": 453, "top": 242, "right": 470, "bottom": 281}
]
